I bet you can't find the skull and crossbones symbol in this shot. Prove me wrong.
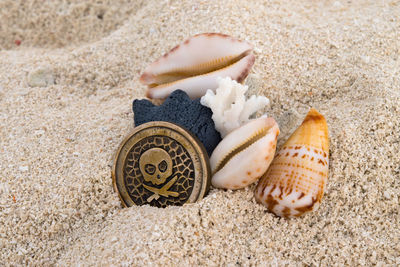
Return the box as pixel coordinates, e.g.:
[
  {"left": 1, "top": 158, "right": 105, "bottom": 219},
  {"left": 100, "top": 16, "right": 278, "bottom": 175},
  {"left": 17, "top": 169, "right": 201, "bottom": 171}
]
[{"left": 139, "top": 147, "right": 179, "bottom": 202}]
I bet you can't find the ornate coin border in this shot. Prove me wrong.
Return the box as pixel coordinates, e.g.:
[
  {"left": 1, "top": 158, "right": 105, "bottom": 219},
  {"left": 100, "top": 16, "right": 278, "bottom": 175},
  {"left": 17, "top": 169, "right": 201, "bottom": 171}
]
[{"left": 112, "top": 121, "right": 211, "bottom": 207}]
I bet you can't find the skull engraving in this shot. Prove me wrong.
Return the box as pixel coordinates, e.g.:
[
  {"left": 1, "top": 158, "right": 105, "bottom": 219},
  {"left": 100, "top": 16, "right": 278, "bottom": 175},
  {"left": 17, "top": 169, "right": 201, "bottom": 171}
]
[{"left": 139, "top": 148, "right": 173, "bottom": 185}]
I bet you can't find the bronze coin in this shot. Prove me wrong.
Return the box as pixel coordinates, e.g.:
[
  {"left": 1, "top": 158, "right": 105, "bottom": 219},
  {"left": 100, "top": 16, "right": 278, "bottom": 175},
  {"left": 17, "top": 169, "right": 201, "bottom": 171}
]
[{"left": 112, "top": 121, "right": 211, "bottom": 208}]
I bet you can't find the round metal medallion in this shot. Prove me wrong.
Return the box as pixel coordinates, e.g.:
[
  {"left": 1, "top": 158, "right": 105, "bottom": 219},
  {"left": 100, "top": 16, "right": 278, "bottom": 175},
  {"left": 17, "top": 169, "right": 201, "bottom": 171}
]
[{"left": 112, "top": 121, "right": 211, "bottom": 207}]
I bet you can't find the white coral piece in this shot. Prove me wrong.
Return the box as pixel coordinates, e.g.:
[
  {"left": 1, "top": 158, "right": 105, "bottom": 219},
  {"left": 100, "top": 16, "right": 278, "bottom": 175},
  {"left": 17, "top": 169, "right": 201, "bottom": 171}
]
[{"left": 200, "top": 77, "right": 270, "bottom": 137}]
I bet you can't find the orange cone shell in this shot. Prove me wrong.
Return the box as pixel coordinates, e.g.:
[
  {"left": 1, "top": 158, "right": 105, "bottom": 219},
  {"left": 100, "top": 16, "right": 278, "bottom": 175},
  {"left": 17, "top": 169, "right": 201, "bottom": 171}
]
[{"left": 255, "top": 108, "right": 329, "bottom": 218}]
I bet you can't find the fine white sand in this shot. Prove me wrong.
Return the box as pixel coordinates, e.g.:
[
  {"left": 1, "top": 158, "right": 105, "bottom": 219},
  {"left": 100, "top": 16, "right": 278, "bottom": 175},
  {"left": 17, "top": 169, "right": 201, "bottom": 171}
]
[{"left": 1, "top": 0, "right": 399, "bottom": 265}]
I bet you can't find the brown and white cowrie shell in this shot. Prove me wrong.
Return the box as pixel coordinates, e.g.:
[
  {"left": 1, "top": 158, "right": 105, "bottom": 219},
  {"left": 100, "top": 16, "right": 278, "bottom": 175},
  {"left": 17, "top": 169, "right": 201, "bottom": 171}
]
[
  {"left": 140, "top": 33, "right": 255, "bottom": 99},
  {"left": 210, "top": 116, "right": 279, "bottom": 189},
  {"left": 255, "top": 108, "right": 329, "bottom": 218}
]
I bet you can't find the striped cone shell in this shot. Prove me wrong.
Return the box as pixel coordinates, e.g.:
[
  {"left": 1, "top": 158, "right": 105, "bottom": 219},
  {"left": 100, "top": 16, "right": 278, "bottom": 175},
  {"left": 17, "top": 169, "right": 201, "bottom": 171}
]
[{"left": 255, "top": 108, "right": 329, "bottom": 218}]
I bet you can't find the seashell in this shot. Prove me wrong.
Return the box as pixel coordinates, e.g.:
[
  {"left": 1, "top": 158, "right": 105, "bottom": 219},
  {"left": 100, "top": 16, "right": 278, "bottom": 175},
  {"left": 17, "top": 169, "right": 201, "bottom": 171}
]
[
  {"left": 210, "top": 116, "right": 280, "bottom": 189},
  {"left": 255, "top": 108, "right": 329, "bottom": 218},
  {"left": 140, "top": 33, "right": 255, "bottom": 99}
]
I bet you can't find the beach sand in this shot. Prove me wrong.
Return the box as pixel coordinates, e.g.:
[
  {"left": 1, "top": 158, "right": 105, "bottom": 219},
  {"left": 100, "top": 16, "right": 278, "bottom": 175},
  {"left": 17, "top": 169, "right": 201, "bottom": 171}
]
[{"left": 0, "top": 0, "right": 399, "bottom": 265}]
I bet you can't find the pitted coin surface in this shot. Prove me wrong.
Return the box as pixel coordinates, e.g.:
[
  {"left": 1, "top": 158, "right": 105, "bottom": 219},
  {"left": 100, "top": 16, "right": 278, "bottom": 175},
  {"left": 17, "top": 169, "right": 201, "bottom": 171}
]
[{"left": 112, "top": 121, "right": 211, "bottom": 207}]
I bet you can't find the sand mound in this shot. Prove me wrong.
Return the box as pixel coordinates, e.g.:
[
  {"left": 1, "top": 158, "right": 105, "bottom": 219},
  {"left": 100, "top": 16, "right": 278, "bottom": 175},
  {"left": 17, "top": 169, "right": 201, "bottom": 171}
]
[
  {"left": 0, "top": 0, "right": 399, "bottom": 265},
  {"left": 0, "top": 0, "right": 146, "bottom": 50}
]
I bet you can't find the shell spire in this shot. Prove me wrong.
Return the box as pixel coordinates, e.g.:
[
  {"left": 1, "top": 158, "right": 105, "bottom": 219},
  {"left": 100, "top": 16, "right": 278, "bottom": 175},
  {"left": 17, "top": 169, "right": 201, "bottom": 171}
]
[
  {"left": 255, "top": 108, "right": 329, "bottom": 218},
  {"left": 284, "top": 108, "right": 329, "bottom": 152}
]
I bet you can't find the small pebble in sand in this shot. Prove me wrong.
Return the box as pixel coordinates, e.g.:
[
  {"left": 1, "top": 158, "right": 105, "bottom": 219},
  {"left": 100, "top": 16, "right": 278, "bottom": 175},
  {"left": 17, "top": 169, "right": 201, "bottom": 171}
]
[
  {"left": 27, "top": 67, "right": 55, "bottom": 87},
  {"left": 383, "top": 190, "right": 391, "bottom": 199},
  {"left": 34, "top": 129, "right": 45, "bottom": 136},
  {"left": 18, "top": 166, "right": 29, "bottom": 172}
]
